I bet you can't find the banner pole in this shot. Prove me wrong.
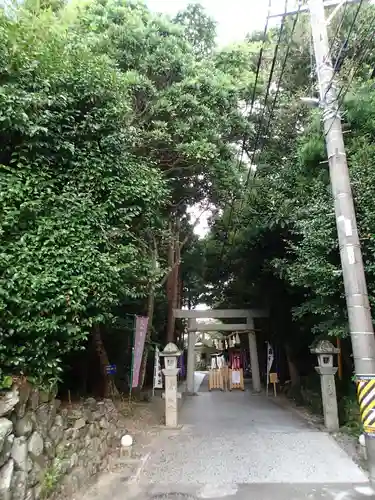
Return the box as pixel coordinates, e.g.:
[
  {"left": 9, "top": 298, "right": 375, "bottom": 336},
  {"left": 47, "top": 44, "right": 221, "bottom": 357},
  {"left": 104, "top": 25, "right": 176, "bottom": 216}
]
[
  {"left": 266, "top": 342, "right": 269, "bottom": 397},
  {"left": 152, "top": 346, "right": 156, "bottom": 398},
  {"left": 129, "top": 315, "right": 136, "bottom": 406}
]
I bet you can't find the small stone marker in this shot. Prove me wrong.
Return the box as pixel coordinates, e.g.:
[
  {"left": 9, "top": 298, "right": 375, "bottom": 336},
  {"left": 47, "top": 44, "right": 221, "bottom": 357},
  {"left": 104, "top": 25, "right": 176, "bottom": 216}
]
[
  {"left": 120, "top": 433, "right": 133, "bottom": 458},
  {"left": 120, "top": 434, "right": 133, "bottom": 447}
]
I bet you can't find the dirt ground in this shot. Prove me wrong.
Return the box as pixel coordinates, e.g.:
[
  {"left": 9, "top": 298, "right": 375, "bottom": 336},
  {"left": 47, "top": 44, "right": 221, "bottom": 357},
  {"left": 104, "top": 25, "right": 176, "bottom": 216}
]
[
  {"left": 116, "top": 396, "right": 164, "bottom": 451},
  {"left": 70, "top": 396, "right": 165, "bottom": 500}
]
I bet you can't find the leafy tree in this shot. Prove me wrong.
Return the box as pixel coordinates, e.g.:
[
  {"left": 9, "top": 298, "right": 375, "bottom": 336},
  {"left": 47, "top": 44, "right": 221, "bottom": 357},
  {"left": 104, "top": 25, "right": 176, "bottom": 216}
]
[
  {"left": 201, "top": 2, "right": 375, "bottom": 391},
  {"left": 174, "top": 3, "right": 216, "bottom": 58},
  {"left": 0, "top": 0, "right": 264, "bottom": 394},
  {"left": 75, "top": 0, "right": 259, "bottom": 342},
  {"left": 0, "top": 7, "right": 167, "bottom": 389}
]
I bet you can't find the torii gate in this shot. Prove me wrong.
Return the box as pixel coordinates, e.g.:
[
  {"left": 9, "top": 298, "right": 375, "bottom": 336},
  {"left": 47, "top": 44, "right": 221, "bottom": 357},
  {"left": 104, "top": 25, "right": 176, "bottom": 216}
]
[{"left": 173, "top": 308, "right": 268, "bottom": 394}]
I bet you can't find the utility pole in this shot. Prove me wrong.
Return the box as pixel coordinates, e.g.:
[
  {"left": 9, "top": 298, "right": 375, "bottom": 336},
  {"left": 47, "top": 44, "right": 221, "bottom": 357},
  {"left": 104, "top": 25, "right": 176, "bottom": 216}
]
[
  {"left": 309, "top": 0, "right": 375, "bottom": 482},
  {"left": 271, "top": 0, "right": 375, "bottom": 482}
]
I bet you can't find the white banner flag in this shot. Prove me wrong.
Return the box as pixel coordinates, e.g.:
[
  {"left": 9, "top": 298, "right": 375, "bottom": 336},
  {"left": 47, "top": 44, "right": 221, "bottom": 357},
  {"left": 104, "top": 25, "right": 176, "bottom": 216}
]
[
  {"left": 267, "top": 342, "right": 274, "bottom": 375},
  {"left": 153, "top": 346, "right": 163, "bottom": 389}
]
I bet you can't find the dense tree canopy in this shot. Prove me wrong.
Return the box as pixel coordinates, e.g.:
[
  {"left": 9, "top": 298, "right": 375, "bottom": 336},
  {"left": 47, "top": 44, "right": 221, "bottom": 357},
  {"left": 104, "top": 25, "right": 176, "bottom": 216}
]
[
  {"left": 203, "top": 2, "right": 375, "bottom": 388},
  {"left": 0, "top": 0, "right": 260, "bottom": 391},
  {"left": 1, "top": 0, "right": 375, "bottom": 404},
  {"left": 0, "top": 5, "right": 168, "bottom": 386}
]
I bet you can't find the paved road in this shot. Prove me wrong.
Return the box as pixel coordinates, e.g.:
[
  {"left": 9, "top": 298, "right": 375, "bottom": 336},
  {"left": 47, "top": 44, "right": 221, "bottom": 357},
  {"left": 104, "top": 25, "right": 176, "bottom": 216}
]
[
  {"left": 85, "top": 373, "right": 373, "bottom": 499},
  {"left": 126, "top": 483, "right": 375, "bottom": 499},
  {"left": 136, "top": 373, "right": 372, "bottom": 499}
]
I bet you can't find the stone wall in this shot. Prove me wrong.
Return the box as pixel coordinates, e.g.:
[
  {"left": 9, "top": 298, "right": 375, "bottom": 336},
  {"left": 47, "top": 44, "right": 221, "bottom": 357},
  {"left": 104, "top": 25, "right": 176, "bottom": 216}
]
[{"left": 0, "top": 384, "right": 123, "bottom": 500}]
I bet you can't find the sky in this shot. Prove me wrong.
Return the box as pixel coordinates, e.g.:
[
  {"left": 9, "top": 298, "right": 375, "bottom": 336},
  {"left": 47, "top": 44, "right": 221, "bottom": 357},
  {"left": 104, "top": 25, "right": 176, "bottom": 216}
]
[{"left": 146, "top": 0, "right": 294, "bottom": 47}]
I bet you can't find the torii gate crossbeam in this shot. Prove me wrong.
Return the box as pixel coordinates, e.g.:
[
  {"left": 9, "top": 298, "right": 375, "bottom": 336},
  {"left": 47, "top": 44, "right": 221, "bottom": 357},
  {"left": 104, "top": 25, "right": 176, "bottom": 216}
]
[{"left": 173, "top": 308, "right": 268, "bottom": 394}]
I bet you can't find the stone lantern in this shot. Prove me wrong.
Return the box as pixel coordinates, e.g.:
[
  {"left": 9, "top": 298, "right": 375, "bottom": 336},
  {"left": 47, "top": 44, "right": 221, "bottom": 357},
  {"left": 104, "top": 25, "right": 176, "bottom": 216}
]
[
  {"left": 310, "top": 340, "right": 340, "bottom": 431},
  {"left": 311, "top": 340, "right": 339, "bottom": 368},
  {"left": 160, "top": 342, "right": 181, "bottom": 428},
  {"left": 161, "top": 342, "right": 180, "bottom": 370}
]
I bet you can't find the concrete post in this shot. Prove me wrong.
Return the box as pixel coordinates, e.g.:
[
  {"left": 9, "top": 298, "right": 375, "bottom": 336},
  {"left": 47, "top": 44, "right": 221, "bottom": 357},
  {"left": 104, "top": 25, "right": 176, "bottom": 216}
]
[
  {"left": 311, "top": 340, "right": 340, "bottom": 432},
  {"left": 186, "top": 319, "right": 196, "bottom": 394},
  {"left": 315, "top": 366, "right": 339, "bottom": 431},
  {"left": 160, "top": 342, "right": 181, "bottom": 428},
  {"left": 248, "top": 328, "right": 261, "bottom": 393}
]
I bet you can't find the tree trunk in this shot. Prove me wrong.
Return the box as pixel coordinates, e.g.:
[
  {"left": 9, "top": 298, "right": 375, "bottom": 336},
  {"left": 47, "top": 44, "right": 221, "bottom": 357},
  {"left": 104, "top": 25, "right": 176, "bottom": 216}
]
[
  {"left": 175, "top": 237, "right": 181, "bottom": 308},
  {"left": 179, "top": 278, "right": 183, "bottom": 309},
  {"left": 285, "top": 344, "right": 301, "bottom": 388},
  {"left": 80, "top": 340, "right": 91, "bottom": 396},
  {"left": 93, "top": 325, "right": 119, "bottom": 398},
  {"left": 166, "top": 223, "right": 180, "bottom": 343},
  {"left": 137, "top": 241, "right": 158, "bottom": 393},
  {"left": 341, "top": 339, "right": 354, "bottom": 376},
  {"left": 138, "top": 278, "right": 156, "bottom": 391}
]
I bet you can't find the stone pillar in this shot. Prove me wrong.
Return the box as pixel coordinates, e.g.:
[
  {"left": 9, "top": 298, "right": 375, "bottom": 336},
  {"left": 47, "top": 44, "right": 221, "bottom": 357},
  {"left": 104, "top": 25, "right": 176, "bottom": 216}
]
[
  {"left": 160, "top": 342, "right": 181, "bottom": 428},
  {"left": 311, "top": 340, "right": 340, "bottom": 432},
  {"left": 248, "top": 329, "right": 261, "bottom": 393},
  {"left": 186, "top": 319, "right": 196, "bottom": 394},
  {"left": 162, "top": 367, "right": 180, "bottom": 427},
  {"left": 315, "top": 366, "right": 339, "bottom": 431}
]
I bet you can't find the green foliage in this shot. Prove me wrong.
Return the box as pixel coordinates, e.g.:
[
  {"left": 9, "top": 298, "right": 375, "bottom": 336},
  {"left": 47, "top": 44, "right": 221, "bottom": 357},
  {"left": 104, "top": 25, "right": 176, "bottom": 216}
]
[
  {"left": 201, "top": 3, "right": 375, "bottom": 381},
  {"left": 0, "top": 375, "right": 13, "bottom": 390},
  {"left": 0, "top": 6, "right": 167, "bottom": 382},
  {"left": 174, "top": 3, "right": 216, "bottom": 59},
  {"left": 340, "top": 396, "right": 362, "bottom": 437},
  {"left": 40, "top": 455, "right": 65, "bottom": 498},
  {"left": 0, "top": 1, "right": 259, "bottom": 389},
  {"left": 76, "top": 0, "right": 255, "bottom": 208}
]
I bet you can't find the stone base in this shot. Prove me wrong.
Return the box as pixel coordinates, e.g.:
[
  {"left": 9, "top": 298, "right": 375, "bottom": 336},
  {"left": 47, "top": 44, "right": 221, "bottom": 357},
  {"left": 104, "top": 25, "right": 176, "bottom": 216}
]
[
  {"left": 156, "top": 424, "right": 183, "bottom": 430},
  {"left": 162, "top": 393, "right": 182, "bottom": 400}
]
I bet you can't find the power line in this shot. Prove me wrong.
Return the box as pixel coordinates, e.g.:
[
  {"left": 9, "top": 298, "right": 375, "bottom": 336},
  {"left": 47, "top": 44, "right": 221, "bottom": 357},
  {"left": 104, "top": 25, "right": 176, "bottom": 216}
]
[
  {"left": 225, "top": 0, "right": 365, "bottom": 253},
  {"left": 242, "top": 1, "right": 289, "bottom": 187},
  {"left": 217, "top": 0, "right": 365, "bottom": 270},
  {"left": 258, "top": 6, "right": 303, "bottom": 174},
  {"left": 220, "top": 3, "right": 287, "bottom": 254},
  {"left": 268, "top": 0, "right": 361, "bottom": 18},
  {"left": 324, "top": 15, "right": 375, "bottom": 136},
  {"left": 226, "top": 2, "right": 302, "bottom": 250},
  {"left": 328, "top": 0, "right": 349, "bottom": 63},
  {"left": 307, "top": 0, "right": 350, "bottom": 98},
  {"left": 217, "top": 0, "right": 273, "bottom": 266},
  {"left": 323, "top": 0, "right": 365, "bottom": 98},
  {"left": 223, "top": 0, "right": 273, "bottom": 230}
]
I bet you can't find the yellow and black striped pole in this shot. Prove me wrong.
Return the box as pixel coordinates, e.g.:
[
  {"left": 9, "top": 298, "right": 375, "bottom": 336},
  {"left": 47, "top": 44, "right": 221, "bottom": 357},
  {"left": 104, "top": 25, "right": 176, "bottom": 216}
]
[{"left": 357, "top": 376, "right": 375, "bottom": 435}]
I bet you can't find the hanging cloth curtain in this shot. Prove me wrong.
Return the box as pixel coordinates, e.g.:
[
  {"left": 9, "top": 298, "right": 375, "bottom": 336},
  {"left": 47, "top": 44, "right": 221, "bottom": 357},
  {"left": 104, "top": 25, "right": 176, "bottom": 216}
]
[
  {"left": 217, "top": 355, "right": 224, "bottom": 369},
  {"left": 230, "top": 351, "right": 241, "bottom": 369},
  {"left": 178, "top": 353, "right": 185, "bottom": 378}
]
